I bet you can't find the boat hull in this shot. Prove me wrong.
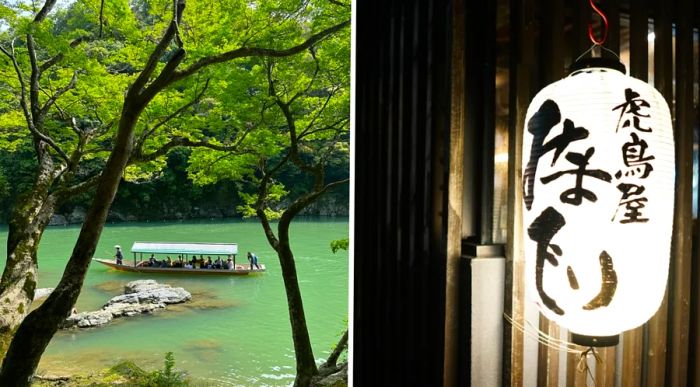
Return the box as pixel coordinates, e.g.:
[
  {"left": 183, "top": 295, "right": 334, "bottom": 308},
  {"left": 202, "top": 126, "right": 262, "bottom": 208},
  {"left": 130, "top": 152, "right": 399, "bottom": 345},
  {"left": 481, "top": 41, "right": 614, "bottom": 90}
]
[{"left": 92, "top": 258, "right": 265, "bottom": 276}]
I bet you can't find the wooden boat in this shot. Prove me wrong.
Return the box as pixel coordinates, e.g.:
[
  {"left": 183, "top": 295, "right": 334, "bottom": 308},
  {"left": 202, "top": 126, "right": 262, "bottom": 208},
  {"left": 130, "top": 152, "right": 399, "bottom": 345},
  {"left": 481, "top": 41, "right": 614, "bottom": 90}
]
[{"left": 93, "top": 242, "right": 266, "bottom": 276}]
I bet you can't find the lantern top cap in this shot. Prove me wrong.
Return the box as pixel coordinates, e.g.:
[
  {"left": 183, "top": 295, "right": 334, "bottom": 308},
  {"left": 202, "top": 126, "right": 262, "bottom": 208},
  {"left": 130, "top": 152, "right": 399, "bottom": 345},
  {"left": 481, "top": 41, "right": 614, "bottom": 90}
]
[{"left": 569, "top": 57, "right": 626, "bottom": 75}]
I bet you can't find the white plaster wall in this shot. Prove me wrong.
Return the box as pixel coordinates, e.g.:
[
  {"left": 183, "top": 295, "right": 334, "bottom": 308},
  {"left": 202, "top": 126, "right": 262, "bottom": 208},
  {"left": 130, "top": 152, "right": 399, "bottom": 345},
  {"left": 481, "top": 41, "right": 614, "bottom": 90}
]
[{"left": 471, "top": 257, "right": 506, "bottom": 387}]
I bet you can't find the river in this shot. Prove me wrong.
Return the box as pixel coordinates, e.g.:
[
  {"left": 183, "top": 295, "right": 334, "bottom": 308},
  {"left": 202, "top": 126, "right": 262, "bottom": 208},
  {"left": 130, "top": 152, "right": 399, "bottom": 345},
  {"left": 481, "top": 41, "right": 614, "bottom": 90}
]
[{"left": 0, "top": 218, "right": 349, "bottom": 386}]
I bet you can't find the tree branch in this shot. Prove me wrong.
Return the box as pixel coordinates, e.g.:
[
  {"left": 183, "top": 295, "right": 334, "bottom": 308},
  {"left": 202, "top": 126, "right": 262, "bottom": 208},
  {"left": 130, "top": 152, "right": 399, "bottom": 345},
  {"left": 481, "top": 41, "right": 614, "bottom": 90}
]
[
  {"left": 54, "top": 172, "right": 102, "bottom": 200},
  {"left": 136, "top": 79, "right": 210, "bottom": 150},
  {"left": 130, "top": 0, "right": 186, "bottom": 96},
  {"left": 0, "top": 41, "right": 32, "bottom": 130},
  {"left": 99, "top": 0, "right": 105, "bottom": 38},
  {"left": 26, "top": 35, "right": 41, "bottom": 122},
  {"left": 131, "top": 136, "right": 250, "bottom": 163},
  {"left": 281, "top": 177, "right": 348, "bottom": 227},
  {"left": 39, "top": 71, "right": 77, "bottom": 119},
  {"left": 34, "top": 0, "right": 58, "bottom": 23},
  {"left": 168, "top": 20, "right": 350, "bottom": 85},
  {"left": 288, "top": 48, "right": 320, "bottom": 105},
  {"left": 39, "top": 37, "right": 86, "bottom": 73},
  {"left": 327, "top": 0, "right": 350, "bottom": 8},
  {"left": 322, "top": 330, "right": 348, "bottom": 369},
  {"left": 298, "top": 117, "right": 349, "bottom": 141}
]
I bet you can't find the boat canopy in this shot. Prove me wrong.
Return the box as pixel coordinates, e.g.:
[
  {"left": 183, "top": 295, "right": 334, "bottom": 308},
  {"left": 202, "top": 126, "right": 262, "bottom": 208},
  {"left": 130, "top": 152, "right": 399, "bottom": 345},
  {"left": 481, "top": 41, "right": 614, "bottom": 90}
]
[{"left": 131, "top": 242, "right": 238, "bottom": 256}]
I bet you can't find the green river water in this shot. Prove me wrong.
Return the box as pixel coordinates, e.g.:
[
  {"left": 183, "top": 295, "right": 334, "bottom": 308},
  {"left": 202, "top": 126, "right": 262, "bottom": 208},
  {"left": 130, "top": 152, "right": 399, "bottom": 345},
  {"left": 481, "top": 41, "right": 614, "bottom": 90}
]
[{"left": 0, "top": 218, "right": 349, "bottom": 386}]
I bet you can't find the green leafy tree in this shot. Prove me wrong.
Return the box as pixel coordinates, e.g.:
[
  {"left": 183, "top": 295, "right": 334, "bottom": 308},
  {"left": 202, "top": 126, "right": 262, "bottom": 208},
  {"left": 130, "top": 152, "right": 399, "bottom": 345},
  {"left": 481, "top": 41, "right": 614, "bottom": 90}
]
[
  {"left": 188, "top": 20, "right": 349, "bottom": 385},
  {"left": 0, "top": 0, "right": 348, "bottom": 384}
]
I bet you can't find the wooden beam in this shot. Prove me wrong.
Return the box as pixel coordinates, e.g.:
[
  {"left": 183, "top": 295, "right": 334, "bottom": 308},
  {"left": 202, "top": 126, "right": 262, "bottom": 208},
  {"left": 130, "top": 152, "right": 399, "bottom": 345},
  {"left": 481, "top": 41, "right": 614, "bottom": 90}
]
[
  {"left": 504, "top": 0, "right": 535, "bottom": 384},
  {"left": 668, "top": 0, "right": 693, "bottom": 385},
  {"left": 646, "top": 0, "right": 673, "bottom": 385},
  {"left": 622, "top": 4, "right": 648, "bottom": 386},
  {"left": 595, "top": 346, "right": 616, "bottom": 387},
  {"left": 444, "top": 0, "right": 465, "bottom": 385},
  {"left": 537, "top": 2, "right": 564, "bottom": 385},
  {"left": 629, "top": 0, "right": 648, "bottom": 81},
  {"left": 604, "top": 0, "right": 620, "bottom": 53},
  {"left": 566, "top": 345, "right": 589, "bottom": 387},
  {"left": 537, "top": 315, "right": 559, "bottom": 387}
]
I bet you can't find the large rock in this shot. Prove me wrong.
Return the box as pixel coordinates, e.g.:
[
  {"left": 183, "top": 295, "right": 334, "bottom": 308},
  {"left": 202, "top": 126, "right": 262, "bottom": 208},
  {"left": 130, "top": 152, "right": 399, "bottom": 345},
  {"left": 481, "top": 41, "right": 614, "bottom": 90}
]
[
  {"left": 62, "top": 280, "right": 190, "bottom": 329},
  {"left": 64, "top": 310, "right": 113, "bottom": 328},
  {"left": 49, "top": 215, "right": 68, "bottom": 226},
  {"left": 124, "top": 279, "right": 163, "bottom": 294},
  {"left": 68, "top": 207, "right": 86, "bottom": 223},
  {"left": 103, "top": 302, "right": 165, "bottom": 317}
]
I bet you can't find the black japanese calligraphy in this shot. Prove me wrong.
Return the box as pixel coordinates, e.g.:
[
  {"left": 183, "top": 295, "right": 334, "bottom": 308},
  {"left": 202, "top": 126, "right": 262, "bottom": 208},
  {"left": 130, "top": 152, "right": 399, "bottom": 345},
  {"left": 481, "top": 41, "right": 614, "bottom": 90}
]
[
  {"left": 582, "top": 251, "right": 618, "bottom": 310},
  {"left": 614, "top": 183, "right": 649, "bottom": 223},
  {"left": 528, "top": 206, "right": 566, "bottom": 315},
  {"left": 613, "top": 88, "right": 651, "bottom": 133},
  {"left": 523, "top": 100, "right": 589, "bottom": 210},
  {"left": 540, "top": 147, "right": 612, "bottom": 206},
  {"left": 567, "top": 266, "right": 579, "bottom": 290},
  {"left": 615, "top": 132, "right": 655, "bottom": 179}
]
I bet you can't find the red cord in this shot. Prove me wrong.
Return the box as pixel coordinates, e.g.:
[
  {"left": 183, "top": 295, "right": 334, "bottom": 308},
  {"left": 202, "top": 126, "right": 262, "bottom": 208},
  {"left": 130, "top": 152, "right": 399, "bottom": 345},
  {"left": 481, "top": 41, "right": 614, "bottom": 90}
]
[{"left": 588, "top": 0, "right": 608, "bottom": 45}]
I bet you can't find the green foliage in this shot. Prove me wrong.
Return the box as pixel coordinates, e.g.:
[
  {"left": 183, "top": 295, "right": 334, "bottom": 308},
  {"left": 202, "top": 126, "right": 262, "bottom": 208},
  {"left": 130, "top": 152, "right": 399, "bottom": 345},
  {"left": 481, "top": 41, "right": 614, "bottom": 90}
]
[
  {"left": 107, "top": 352, "right": 188, "bottom": 386},
  {"left": 0, "top": 0, "right": 350, "bottom": 224},
  {"left": 330, "top": 238, "right": 348, "bottom": 253}
]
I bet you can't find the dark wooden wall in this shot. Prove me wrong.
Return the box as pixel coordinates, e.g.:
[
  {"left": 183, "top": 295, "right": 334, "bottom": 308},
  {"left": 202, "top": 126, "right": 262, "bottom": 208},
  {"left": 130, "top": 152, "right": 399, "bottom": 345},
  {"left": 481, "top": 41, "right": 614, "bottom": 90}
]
[
  {"left": 353, "top": 0, "right": 453, "bottom": 385},
  {"left": 354, "top": 0, "right": 700, "bottom": 385}
]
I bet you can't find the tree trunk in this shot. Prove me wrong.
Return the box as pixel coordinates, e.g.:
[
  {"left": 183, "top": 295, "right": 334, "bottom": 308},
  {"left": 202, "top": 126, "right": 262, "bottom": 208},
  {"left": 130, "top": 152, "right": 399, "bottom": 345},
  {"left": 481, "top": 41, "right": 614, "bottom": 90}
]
[
  {"left": 277, "top": 221, "right": 318, "bottom": 387},
  {"left": 322, "top": 330, "right": 348, "bottom": 370},
  {"left": 0, "top": 105, "right": 140, "bottom": 385},
  {"left": 0, "top": 154, "right": 57, "bottom": 360}
]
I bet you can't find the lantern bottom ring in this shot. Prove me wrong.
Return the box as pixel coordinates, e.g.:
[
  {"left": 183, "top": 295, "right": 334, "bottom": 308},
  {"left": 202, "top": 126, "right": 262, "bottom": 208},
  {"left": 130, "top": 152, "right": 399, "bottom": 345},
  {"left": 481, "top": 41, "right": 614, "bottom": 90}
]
[{"left": 570, "top": 333, "right": 620, "bottom": 347}]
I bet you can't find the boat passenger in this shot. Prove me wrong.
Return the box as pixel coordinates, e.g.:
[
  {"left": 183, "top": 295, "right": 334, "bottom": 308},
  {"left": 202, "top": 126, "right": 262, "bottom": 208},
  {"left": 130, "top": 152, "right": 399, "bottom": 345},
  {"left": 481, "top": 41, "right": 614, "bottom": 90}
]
[
  {"left": 226, "top": 257, "right": 234, "bottom": 270},
  {"left": 184, "top": 262, "right": 193, "bottom": 269},
  {"left": 248, "top": 251, "right": 261, "bottom": 270},
  {"left": 165, "top": 256, "right": 173, "bottom": 267},
  {"left": 114, "top": 245, "right": 123, "bottom": 265},
  {"left": 205, "top": 256, "right": 213, "bottom": 269},
  {"left": 190, "top": 255, "right": 198, "bottom": 268},
  {"left": 214, "top": 257, "right": 223, "bottom": 269}
]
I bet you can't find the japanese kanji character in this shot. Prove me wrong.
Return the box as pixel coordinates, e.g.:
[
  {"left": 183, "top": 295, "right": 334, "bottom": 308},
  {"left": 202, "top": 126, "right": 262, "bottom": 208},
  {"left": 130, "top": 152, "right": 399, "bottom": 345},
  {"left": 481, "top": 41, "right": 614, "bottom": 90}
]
[{"left": 614, "top": 132, "right": 655, "bottom": 179}]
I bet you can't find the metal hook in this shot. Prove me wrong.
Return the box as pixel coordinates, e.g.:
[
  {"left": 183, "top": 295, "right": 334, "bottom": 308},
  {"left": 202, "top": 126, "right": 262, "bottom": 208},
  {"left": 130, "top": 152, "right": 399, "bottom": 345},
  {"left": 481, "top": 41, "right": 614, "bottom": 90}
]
[{"left": 588, "top": 0, "right": 608, "bottom": 46}]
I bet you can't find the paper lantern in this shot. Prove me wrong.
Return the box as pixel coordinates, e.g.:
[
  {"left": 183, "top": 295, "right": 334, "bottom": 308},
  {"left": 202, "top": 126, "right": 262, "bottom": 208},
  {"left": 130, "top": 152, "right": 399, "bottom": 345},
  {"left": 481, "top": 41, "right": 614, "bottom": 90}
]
[{"left": 522, "top": 60, "right": 674, "bottom": 344}]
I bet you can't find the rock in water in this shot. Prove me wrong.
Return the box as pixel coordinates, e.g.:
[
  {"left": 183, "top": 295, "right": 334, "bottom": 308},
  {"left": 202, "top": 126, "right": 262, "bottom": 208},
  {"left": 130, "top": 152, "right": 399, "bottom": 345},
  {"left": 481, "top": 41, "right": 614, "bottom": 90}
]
[
  {"left": 124, "top": 279, "right": 163, "bottom": 294},
  {"left": 64, "top": 310, "right": 113, "bottom": 328},
  {"left": 61, "top": 280, "right": 191, "bottom": 329}
]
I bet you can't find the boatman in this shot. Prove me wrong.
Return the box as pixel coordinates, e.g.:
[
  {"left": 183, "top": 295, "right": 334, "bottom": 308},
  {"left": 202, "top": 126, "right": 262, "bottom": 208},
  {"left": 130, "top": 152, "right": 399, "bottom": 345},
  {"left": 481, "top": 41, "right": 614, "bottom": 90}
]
[
  {"left": 247, "top": 251, "right": 261, "bottom": 270},
  {"left": 114, "top": 245, "right": 123, "bottom": 265}
]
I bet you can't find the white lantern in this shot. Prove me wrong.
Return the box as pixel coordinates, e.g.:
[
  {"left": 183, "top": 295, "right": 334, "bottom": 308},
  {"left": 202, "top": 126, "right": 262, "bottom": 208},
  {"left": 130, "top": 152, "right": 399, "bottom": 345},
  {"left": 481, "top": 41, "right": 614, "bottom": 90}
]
[{"left": 521, "top": 60, "right": 674, "bottom": 344}]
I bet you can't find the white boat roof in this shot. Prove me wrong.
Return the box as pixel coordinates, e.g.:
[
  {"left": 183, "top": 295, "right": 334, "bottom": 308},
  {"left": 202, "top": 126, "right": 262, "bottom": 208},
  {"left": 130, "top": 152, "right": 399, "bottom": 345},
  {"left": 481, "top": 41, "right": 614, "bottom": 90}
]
[{"left": 131, "top": 242, "right": 238, "bottom": 256}]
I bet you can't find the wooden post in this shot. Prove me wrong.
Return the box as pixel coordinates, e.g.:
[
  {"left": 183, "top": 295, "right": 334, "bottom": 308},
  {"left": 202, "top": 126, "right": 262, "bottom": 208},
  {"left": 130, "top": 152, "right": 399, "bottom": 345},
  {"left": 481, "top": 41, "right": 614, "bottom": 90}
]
[
  {"left": 444, "top": 0, "right": 465, "bottom": 385},
  {"left": 536, "top": 2, "right": 564, "bottom": 385},
  {"left": 504, "top": 0, "right": 535, "bottom": 385},
  {"left": 669, "top": 0, "right": 693, "bottom": 385},
  {"left": 645, "top": 0, "right": 673, "bottom": 385},
  {"left": 622, "top": 3, "right": 648, "bottom": 384}
]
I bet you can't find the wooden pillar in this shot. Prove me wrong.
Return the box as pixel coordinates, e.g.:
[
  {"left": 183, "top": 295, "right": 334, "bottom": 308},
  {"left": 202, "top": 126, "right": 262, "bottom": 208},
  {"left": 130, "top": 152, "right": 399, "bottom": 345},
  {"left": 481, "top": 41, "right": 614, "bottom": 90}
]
[
  {"left": 504, "top": 0, "right": 535, "bottom": 385},
  {"left": 444, "top": 0, "right": 465, "bottom": 385},
  {"left": 645, "top": 0, "right": 673, "bottom": 385},
  {"left": 669, "top": 0, "right": 693, "bottom": 385}
]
